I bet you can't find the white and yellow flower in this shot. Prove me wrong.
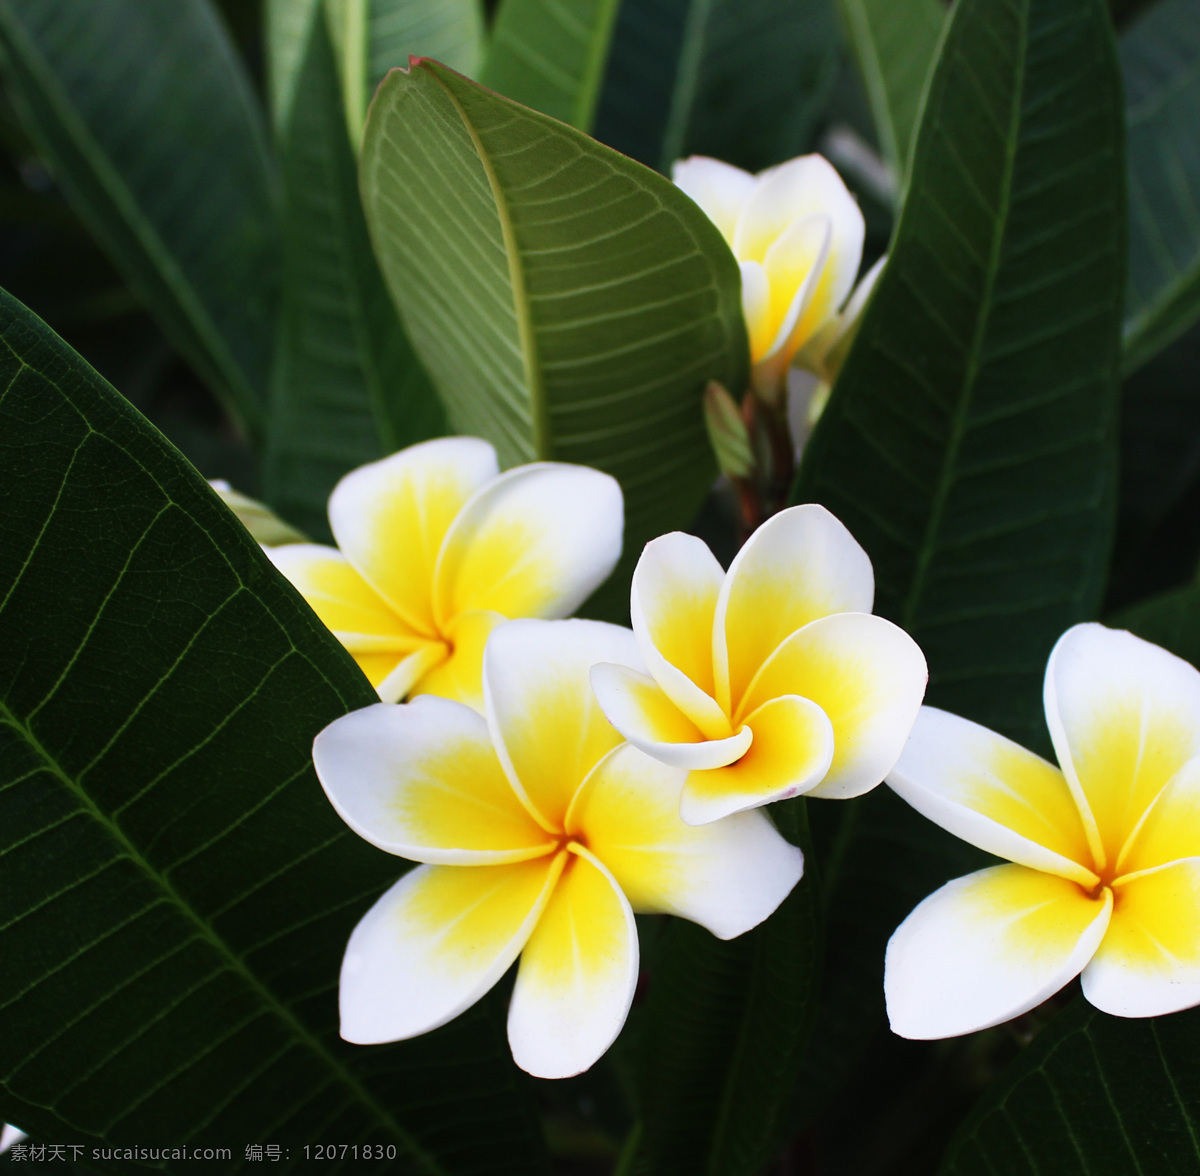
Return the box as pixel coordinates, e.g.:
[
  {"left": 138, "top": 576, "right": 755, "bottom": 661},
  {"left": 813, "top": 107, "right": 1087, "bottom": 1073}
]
[
  {"left": 590, "top": 504, "right": 927, "bottom": 825},
  {"left": 313, "top": 618, "right": 803, "bottom": 1079},
  {"left": 886, "top": 623, "right": 1200, "bottom": 1038},
  {"left": 672, "top": 154, "right": 870, "bottom": 389},
  {"left": 268, "top": 437, "right": 623, "bottom": 710}
]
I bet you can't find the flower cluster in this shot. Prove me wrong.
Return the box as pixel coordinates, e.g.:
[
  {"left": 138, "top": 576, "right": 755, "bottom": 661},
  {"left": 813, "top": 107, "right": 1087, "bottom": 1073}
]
[
  {"left": 250, "top": 153, "right": 1200, "bottom": 1081},
  {"left": 267, "top": 435, "right": 928, "bottom": 1077}
]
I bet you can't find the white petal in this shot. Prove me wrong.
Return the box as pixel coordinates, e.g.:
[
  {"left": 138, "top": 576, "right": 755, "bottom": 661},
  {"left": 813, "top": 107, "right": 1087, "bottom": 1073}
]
[
  {"left": 714, "top": 503, "right": 874, "bottom": 714},
  {"left": 434, "top": 462, "right": 624, "bottom": 628},
  {"left": 886, "top": 707, "right": 1097, "bottom": 885},
  {"left": 590, "top": 662, "right": 752, "bottom": 770},
  {"left": 1045, "top": 622, "right": 1200, "bottom": 874},
  {"left": 672, "top": 155, "right": 756, "bottom": 244},
  {"left": 340, "top": 857, "right": 564, "bottom": 1045},
  {"left": 680, "top": 694, "right": 834, "bottom": 824},
  {"left": 507, "top": 848, "right": 638, "bottom": 1079},
  {"left": 1, "top": 1126, "right": 26, "bottom": 1154},
  {"left": 313, "top": 698, "right": 555, "bottom": 864},
  {"left": 739, "top": 611, "right": 927, "bottom": 800},
  {"left": 629, "top": 531, "right": 730, "bottom": 738},
  {"left": 759, "top": 214, "right": 831, "bottom": 366},
  {"left": 740, "top": 259, "right": 771, "bottom": 358},
  {"left": 374, "top": 643, "right": 450, "bottom": 704},
  {"left": 1082, "top": 858, "right": 1200, "bottom": 1018},
  {"left": 885, "top": 864, "right": 1111, "bottom": 1040},
  {"left": 733, "top": 154, "right": 864, "bottom": 292},
  {"left": 328, "top": 437, "right": 499, "bottom": 634},
  {"left": 484, "top": 618, "right": 643, "bottom": 831},
  {"left": 571, "top": 744, "right": 803, "bottom": 939}
]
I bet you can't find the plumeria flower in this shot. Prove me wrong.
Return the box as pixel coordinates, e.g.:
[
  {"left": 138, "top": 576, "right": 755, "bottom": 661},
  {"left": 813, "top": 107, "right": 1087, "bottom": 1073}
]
[
  {"left": 673, "top": 154, "right": 870, "bottom": 391},
  {"left": 269, "top": 437, "right": 622, "bottom": 710},
  {"left": 590, "top": 504, "right": 927, "bottom": 825},
  {"left": 313, "top": 618, "right": 803, "bottom": 1079},
  {"left": 886, "top": 623, "right": 1200, "bottom": 1039}
]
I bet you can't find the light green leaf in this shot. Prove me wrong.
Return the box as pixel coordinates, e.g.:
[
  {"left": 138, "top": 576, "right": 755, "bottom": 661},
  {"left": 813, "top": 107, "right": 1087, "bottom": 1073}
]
[
  {"left": 0, "top": 290, "right": 545, "bottom": 1173},
  {"left": 593, "top": 0, "right": 840, "bottom": 175},
  {"left": 361, "top": 60, "right": 748, "bottom": 615},
  {"left": 0, "top": 0, "right": 280, "bottom": 441},
  {"left": 1120, "top": 0, "right": 1200, "bottom": 373},
  {"left": 264, "top": 1, "right": 444, "bottom": 539},
  {"left": 794, "top": 0, "right": 1126, "bottom": 750},
  {"left": 481, "top": 0, "right": 621, "bottom": 131},
  {"left": 319, "top": 0, "right": 486, "bottom": 146},
  {"left": 837, "top": 0, "right": 946, "bottom": 186},
  {"left": 940, "top": 998, "right": 1200, "bottom": 1176},
  {"left": 636, "top": 800, "right": 821, "bottom": 1176}
]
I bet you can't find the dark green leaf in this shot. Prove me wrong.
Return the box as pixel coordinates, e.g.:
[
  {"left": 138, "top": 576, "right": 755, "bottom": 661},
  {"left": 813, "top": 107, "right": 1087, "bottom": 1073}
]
[
  {"left": 0, "top": 0, "right": 280, "bottom": 440},
  {"left": 481, "top": 0, "right": 621, "bottom": 131},
  {"left": 263, "top": 0, "right": 443, "bottom": 539},
  {"left": 791, "top": 788, "right": 991, "bottom": 1128},
  {"left": 1111, "top": 581, "right": 1200, "bottom": 667},
  {"left": 316, "top": 0, "right": 486, "bottom": 144},
  {"left": 1121, "top": 0, "right": 1200, "bottom": 373},
  {"left": 940, "top": 998, "right": 1200, "bottom": 1176},
  {"left": 794, "top": 0, "right": 1126, "bottom": 748},
  {"left": 593, "top": 0, "right": 840, "bottom": 175},
  {"left": 361, "top": 60, "right": 747, "bottom": 617},
  {"left": 838, "top": 0, "right": 946, "bottom": 184},
  {"left": 636, "top": 799, "right": 821, "bottom": 1176},
  {"left": 1106, "top": 321, "right": 1200, "bottom": 613},
  {"left": 0, "top": 290, "right": 544, "bottom": 1173}
]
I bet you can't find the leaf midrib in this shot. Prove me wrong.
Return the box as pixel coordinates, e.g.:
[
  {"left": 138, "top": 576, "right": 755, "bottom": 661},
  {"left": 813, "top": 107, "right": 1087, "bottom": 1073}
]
[
  {"left": 428, "top": 64, "right": 548, "bottom": 457},
  {"left": 0, "top": 352, "right": 437, "bottom": 1168},
  {"left": 899, "top": 0, "right": 1029, "bottom": 632},
  {"left": 0, "top": 2, "right": 267, "bottom": 436},
  {"left": 0, "top": 699, "right": 440, "bottom": 1169}
]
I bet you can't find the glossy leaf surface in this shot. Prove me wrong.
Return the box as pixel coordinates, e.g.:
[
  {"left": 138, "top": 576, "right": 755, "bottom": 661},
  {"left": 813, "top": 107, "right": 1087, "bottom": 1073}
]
[
  {"left": 838, "top": 0, "right": 945, "bottom": 183},
  {"left": 264, "top": 0, "right": 443, "bottom": 539},
  {"left": 794, "top": 0, "right": 1126, "bottom": 748},
  {"left": 361, "top": 60, "right": 747, "bottom": 612},
  {"left": 940, "top": 1000, "right": 1200, "bottom": 1176},
  {"left": 1121, "top": 0, "right": 1200, "bottom": 373},
  {"left": 0, "top": 0, "right": 279, "bottom": 439},
  {"left": 481, "top": 0, "right": 621, "bottom": 131},
  {"left": 636, "top": 801, "right": 821, "bottom": 1176},
  {"left": 593, "top": 0, "right": 840, "bottom": 174},
  {"left": 0, "top": 291, "right": 543, "bottom": 1174}
]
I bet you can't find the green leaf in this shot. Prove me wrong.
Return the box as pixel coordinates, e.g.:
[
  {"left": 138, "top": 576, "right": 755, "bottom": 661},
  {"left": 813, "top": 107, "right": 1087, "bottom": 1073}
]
[
  {"left": 940, "top": 998, "right": 1200, "bottom": 1175},
  {"left": 1111, "top": 581, "right": 1200, "bottom": 667},
  {"left": 1107, "top": 322, "right": 1200, "bottom": 612},
  {"left": 791, "top": 788, "right": 992, "bottom": 1127},
  {"left": 0, "top": 290, "right": 544, "bottom": 1173},
  {"left": 636, "top": 799, "right": 822, "bottom": 1176},
  {"left": 0, "top": 0, "right": 280, "bottom": 441},
  {"left": 360, "top": 60, "right": 747, "bottom": 616},
  {"left": 319, "top": 0, "right": 486, "bottom": 146},
  {"left": 793, "top": 0, "right": 1126, "bottom": 749},
  {"left": 481, "top": 0, "right": 621, "bottom": 131},
  {"left": 1120, "top": 0, "right": 1200, "bottom": 373},
  {"left": 837, "top": 0, "right": 946, "bottom": 185},
  {"left": 263, "top": 1, "right": 444, "bottom": 539},
  {"left": 593, "top": 0, "right": 841, "bottom": 175}
]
